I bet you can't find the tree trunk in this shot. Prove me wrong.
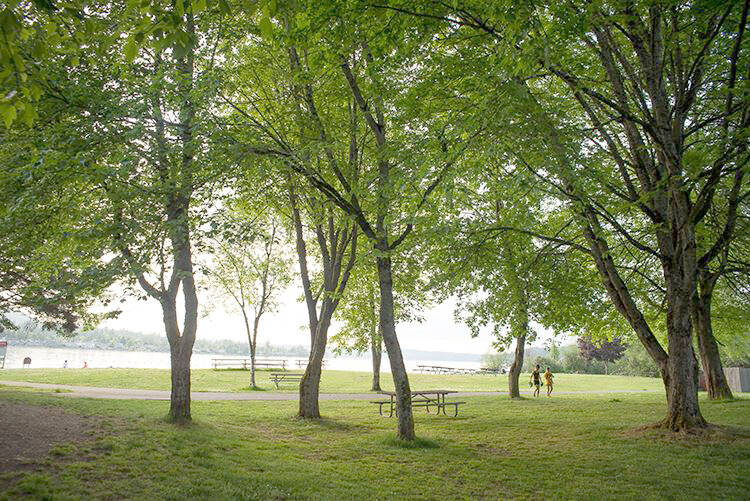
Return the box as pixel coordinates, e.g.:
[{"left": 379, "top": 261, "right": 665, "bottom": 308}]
[
  {"left": 661, "top": 242, "right": 707, "bottom": 431},
  {"left": 377, "top": 256, "right": 414, "bottom": 440},
  {"left": 242, "top": 310, "right": 256, "bottom": 388},
  {"left": 508, "top": 333, "right": 525, "bottom": 398},
  {"left": 299, "top": 310, "right": 330, "bottom": 418},
  {"left": 251, "top": 314, "right": 261, "bottom": 389},
  {"left": 693, "top": 287, "right": 733, "bottom": 399},
  {"left": 371, "top": 327, "right": 382, "bottom": 392},
  {"left": 168, "top": 340, "right": 191, "bottom": 423},
  {"left": 604, "top": 360, "right": 608, "bottom": 375}
]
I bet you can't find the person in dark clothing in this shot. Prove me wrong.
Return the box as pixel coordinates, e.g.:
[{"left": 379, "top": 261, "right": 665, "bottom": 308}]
[{"left": 530, "top": 364, "right": 541, "bottom": 397}]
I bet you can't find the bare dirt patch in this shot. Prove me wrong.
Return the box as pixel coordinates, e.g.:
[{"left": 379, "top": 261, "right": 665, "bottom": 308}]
[
  {"left": 0, "top": 400, "right": 96, "bottom": 473},
  {"left": 620, "top": 422, "right": 750, "bottom": 444}
]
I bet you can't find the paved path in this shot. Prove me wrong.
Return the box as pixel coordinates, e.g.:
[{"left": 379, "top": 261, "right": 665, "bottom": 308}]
[{"left": 0, "top": 380, "right": 659, "bottom": 401}]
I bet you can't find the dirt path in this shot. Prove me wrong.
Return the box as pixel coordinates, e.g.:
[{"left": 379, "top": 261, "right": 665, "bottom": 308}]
[
  {"left": 0, "top": 380, "right": 658, "bottom": 401},
  {"left": 0, "top": 400, "right": 96, "bottom": 475}
]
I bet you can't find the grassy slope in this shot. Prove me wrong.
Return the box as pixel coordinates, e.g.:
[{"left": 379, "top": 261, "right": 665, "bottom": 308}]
[
  {"left": 0, "top": 388, "right": 748, "bottom": 500},
  {"left": 0, "top": 368, "right": 665, "bottom": 393}
]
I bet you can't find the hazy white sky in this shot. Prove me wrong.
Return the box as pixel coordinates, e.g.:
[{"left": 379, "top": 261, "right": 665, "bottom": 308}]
[{"left": 101, "top": 279, "right": 554, "bottom": 354}]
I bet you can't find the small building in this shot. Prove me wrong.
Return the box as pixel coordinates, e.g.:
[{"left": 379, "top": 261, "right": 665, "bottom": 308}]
[{"left": 724, "top": 367, "right": 750, "bottom": 393}]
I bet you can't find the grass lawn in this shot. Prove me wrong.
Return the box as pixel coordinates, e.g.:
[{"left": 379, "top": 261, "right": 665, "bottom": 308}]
[
  {"left": 0, "top": 387, "right": 748, "bottom": 500},
  {"left": 0, "top": 368, "right": 665, "bottom": 393}
]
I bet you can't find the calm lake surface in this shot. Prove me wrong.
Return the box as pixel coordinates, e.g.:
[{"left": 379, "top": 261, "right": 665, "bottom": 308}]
[{"left": 1, "top": 345, "right": 483, "bottom": 373}]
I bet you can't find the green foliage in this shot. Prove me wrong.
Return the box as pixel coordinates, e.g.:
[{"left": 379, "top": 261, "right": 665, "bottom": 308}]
[
  {"left": 610, "top": 343, "right": 661, "bottom": 378},
  {"left": 480, "top": 352, "right": 511, "bottom": 370}
]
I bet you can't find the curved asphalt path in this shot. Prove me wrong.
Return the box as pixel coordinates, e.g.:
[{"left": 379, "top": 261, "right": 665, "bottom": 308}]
[{"left": 0, "top": 380, "right": 658, "bottom": 401}]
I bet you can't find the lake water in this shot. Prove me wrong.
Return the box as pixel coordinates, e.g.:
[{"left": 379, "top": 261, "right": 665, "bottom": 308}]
[{"left": 0, "top": 345, "right": 483, "bottom": 373}]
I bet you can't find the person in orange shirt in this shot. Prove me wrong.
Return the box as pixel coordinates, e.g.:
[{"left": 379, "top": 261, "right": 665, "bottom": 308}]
[{"left": 544, "top": 367, "right": 554, "bottom": 397}]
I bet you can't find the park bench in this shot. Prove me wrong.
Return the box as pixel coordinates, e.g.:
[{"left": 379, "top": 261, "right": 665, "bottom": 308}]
[{"left": 269, "top": 372, "right": 304, "bottom": 389}]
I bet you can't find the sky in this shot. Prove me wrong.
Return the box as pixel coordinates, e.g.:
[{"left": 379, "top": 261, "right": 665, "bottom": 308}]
[{"left": 100, "top": 279, "right": 554, "bottom": 355}]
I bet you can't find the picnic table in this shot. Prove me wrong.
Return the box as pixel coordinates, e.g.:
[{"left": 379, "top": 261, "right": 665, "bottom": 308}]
[
  {"left": 295, "top": 359, "right": 326, "bottom": 368},
  {"left": 212, "top": 358, "right": 288, "bottom": 370},
  {"left": 416, "top": 365, "right": 481, "bottom": 375},
  {"left": 371, "top": 389, "right": 465, "bottom": 417},
  {"left": 269, "top": 372, "right": 305, "bottom": 389}
]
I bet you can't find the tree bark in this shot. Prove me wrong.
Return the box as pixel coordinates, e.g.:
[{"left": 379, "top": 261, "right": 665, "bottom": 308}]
[
  {"left": 168, "top": 340, "right": 192, "bottom": 423},
  {"left": 661, "top": 221, "right": 707, "bottom": 430},
  {"left": 251, "top": 314, "right": 261, "bottom": 389},
  {"left": 371, "top": 326, "right": 383, "bottom": 392},
  {"left": 299, "top": 311, "right": 331, "bottom": 418},
  {"left": 377, "top": 255, "right": 414, "bottom": 440},
  {"left": 693, "top": 275, "right": 733, "bottom": 399},
  {"left": 508, "top": 333, "right": 525, "bottom": 398}
]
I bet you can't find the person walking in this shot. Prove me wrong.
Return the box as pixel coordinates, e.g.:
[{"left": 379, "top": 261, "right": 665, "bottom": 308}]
[
  {"left": 63, "top": 360, "right": 68, "bottom": 368},
  {"left": 544, "top": 367, "right": 554, "bottom": 397},
  {"left": 529, "top": 364, "right": 541, "bottom": 397}
]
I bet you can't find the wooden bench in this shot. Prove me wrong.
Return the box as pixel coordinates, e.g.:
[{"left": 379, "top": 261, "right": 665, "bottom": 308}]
[{"left": 269, "top": 372, "right": 304, "bottom": 389}]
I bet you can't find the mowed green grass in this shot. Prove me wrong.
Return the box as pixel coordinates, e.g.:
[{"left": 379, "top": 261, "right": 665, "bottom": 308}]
[
  {"left": 0, "top": 368, "right": 665, "bottom": 393},
  {"left": 0, "top": 388, "right": 748, "bottom": 500}
]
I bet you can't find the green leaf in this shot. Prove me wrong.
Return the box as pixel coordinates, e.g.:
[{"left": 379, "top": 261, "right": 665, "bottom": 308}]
[
  {"left": 21, "top": 102, "right": 35, "bottom": 127},
  {"left": 0, "top": 103, "right": 17, "bottom": 128},
  {"left": 30, "top": 83, "right": 42, "bottom": 101},
  {"left": 296, "top": 12, "right": 309, "bottom": 29},
  {"left": 124, "top": 38, "right": 137, "bottom": 63},
  {"left": 259, "top": 15, "right": 273, "bottom": 39},
  {"left": 193, "top": 0, "right": 207, "bottom": 13}
]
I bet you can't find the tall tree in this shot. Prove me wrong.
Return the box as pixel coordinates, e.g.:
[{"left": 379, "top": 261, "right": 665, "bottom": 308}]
[
  {"left": 382, "top": 0, "right": 750, "bottom": 431},
  {"left": 288, "top": 179, "right": 358, "bottom": 418},
  {"left": 205, "top": 211, "right": 293, "bottom": 388},
  {"left": 220, "top": 4, "right": 479, "bottom": 439},
  {"left": 577, "top": 336, "right": 627, "bottom": 375},
  {"left": 35, "top": 1, "right": 233, "bottom": 422}
]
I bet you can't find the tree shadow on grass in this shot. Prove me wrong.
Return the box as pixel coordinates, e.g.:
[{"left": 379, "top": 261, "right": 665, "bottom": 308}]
[{"left": 293, "top": 415, "right": 370, "bottom": 434}]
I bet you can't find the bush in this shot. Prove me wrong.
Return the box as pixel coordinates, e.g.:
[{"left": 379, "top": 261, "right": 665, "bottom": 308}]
[
  {"left": 481, "top": 352, "right": 512, "bottom": 370},
  {"left": 523, "top": 356, "right": 564, "bottom": 373},
  {"left": 561, "top": 348, "right": 606, "bottom": 374},
  {"left": 610, "top": 343, "right": 660, "bottom": 377}
]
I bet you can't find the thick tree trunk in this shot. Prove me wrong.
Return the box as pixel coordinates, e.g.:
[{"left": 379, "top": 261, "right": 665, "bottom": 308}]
[
  {"left": 371, "top": 327, "right": 382, "bottom": 392},
  {"left": 299, "top": 312, "right": 330, "bottom": 418},
  {"left": 661, "top": 234, "right": 706, "bottom": 431},
  {"left": 693, "top": 272, "right": 733, "bottom": 400},
  {"left": 508, "top": 333, "right": 525, "bottom": 398},
  {"left": 377, "top": 256, "right": 414, "bottom": 440},
  {"left": 168, "top": 341, "right": 192, "bottom": 423}
]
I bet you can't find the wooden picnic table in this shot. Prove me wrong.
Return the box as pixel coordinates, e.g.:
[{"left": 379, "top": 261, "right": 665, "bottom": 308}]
[
  {"left": 295, "top": 359, "right": 326, "bottom": 368},
  {"left": 416, "top": 365, "right": 479, "bottom": 375},
  {"left": 269, "top": 372, "right": 305, "bottom": 389},
  {"left": 371, "top": 389, "right": 465, "bottom": 417},
  {"left": 212, "top": 358, "right": 288, "bottom": 370}
]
